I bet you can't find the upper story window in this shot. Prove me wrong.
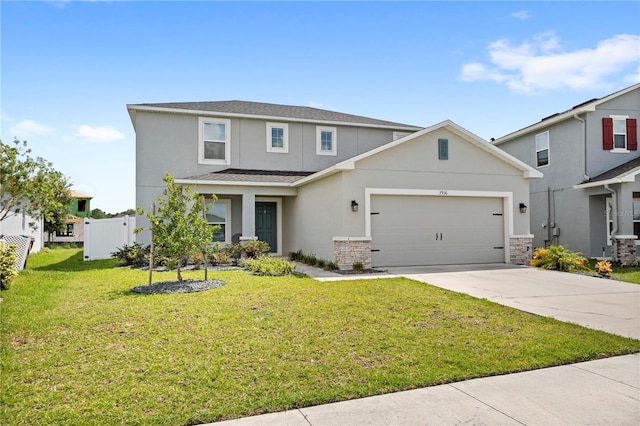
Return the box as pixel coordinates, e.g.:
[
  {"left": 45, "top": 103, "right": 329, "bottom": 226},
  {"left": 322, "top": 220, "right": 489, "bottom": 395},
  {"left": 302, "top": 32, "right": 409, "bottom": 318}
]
[
  {"left": 316, "top": 126, "right": 337, "bottom": 156},
  {"left": 603, "top": 116, "right": 637, "bottom": 152},
  {"left": 266, "top": 122, "right": 289, "bottom": 153},
  {"left": 77, "top": 199, "right": 87, "bottom": 212},
  {"left": 199, "top": 117, "right": 231, "bottom": 165},
  {"left": 535, "top": 131, "right": 549, "bottom": 167}
]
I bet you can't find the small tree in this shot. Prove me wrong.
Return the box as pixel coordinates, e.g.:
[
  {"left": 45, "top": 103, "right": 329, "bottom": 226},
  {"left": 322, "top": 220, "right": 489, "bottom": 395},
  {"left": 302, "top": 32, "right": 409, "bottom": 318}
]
[
  {"left": 44, "top": 186, "right": 73, "bottom": 241},
  {"left": 137, "top": 173, "right": 214, "bottom": 283},
  {"left": 1, "top": 138, "right": 71, "bottom": 229}
]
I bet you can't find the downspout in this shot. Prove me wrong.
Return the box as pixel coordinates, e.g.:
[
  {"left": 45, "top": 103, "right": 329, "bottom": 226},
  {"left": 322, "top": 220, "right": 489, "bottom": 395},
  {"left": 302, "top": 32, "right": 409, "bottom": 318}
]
[
  {"left": 604, "top": 184, "right": 617, "bottom": 261},
  {"left": 573, "top": 114, "right": 589, "bottom": 181}
]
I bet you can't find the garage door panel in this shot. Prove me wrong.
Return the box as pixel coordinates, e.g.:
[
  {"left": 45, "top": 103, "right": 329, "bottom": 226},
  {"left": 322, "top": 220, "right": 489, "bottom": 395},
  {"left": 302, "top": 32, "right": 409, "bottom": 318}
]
[{"left": 371, "top": 195, "right": 504, "bottom": 267}]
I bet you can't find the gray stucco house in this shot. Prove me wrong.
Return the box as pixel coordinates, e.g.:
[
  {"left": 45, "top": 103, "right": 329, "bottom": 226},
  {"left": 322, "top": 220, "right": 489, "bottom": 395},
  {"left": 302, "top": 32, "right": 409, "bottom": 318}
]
[
  {"left": 493, "top": 83, "right": 640, "bottom": 264},
  {"left": 127, "top": 101, "right": 540, "bottom": 269}
]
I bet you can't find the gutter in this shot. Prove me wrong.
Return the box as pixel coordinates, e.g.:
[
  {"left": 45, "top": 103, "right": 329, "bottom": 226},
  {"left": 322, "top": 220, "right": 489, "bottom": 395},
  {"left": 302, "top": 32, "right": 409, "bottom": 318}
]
[{"left": 573, "top": 114, "right": 589, "bottom": 181}]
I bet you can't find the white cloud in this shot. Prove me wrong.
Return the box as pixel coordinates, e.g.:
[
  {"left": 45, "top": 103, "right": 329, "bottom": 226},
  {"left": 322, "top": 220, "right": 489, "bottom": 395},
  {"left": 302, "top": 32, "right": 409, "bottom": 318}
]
[
  {"left": 510, "top": 10, "right": 531, "bottom": 20},
  {"left": 9, "top": 119, "right": 54, "bottom": 137},
  {"left": 623, "top": 65, "right": 640, "bottom": 85},
  {"left": 460, "top": 32, "right": 640, "bottom": 94},
  {"left": 76, "top": 125, "right": 125, "bottom": 143}
]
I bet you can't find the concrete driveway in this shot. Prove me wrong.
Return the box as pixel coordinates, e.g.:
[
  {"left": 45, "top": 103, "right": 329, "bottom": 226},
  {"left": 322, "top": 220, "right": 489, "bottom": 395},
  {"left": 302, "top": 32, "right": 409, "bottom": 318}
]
[{"left": 385, "top": 264, "right": 640, "bottom": 339}]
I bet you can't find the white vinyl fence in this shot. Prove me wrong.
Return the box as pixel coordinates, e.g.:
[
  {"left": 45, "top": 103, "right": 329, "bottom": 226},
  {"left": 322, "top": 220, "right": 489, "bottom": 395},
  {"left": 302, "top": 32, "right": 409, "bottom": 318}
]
[{"left": 83, "top": 216, "right": 136, "bottom": 261}]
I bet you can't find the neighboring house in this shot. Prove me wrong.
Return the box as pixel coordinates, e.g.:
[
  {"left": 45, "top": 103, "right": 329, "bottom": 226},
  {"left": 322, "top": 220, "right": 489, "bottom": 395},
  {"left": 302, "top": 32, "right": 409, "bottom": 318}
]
[
  {"left": 0, "top": 210, "right": 44, "bottom": 254},
  {"left": 493, "top": 83, "right": 640, "bottom": 264},
  {"left": 48, "top": 190, "right": 92, "bottom": 245},
  {"left": 128, "top": 101, "right": 540, "bottom": 269}
]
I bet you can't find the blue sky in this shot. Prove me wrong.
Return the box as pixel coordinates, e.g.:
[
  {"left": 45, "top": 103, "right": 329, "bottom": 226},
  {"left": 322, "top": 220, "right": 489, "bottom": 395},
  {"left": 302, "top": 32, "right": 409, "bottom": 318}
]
[{"left": 2, "top": 1, "right": 639, "bottom": 213}]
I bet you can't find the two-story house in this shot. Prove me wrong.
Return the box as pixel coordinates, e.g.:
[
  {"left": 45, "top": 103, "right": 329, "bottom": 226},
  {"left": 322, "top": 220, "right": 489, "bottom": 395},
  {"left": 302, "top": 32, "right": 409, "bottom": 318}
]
[
  {"left": 48, "top": 190, "right": 92, "bottom": 245},
  {"left": 493, "top": 83, "right": 640, "bottom": 264},
  {"left": 128, "top": 101, "right": 540, "bottom": 269}
]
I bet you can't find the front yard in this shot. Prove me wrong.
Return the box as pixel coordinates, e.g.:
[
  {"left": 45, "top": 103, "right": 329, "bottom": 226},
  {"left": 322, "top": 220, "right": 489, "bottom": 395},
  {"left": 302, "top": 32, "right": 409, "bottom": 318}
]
[{"left": 2, "top": 248, "right": 639, "bottom": 425}]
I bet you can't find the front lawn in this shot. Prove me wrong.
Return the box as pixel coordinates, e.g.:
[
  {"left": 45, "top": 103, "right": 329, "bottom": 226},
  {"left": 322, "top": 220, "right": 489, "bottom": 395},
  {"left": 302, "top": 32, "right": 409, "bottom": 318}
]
[
  {"left": 612, "top": 266, "right": 640, "bottom": 284},
  {"left": 2, "top": 249, "right": 639, "bottom": 425}
]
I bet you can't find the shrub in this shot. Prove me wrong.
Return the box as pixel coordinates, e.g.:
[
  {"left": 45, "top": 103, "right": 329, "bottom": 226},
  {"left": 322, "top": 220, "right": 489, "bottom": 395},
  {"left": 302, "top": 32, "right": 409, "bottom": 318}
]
[
  {"left": 324, "top": 261, "right": 338, "bottom": 271},
  {"left": 352, "top": 262, "right": 364, "bottom": 272},
  {"left": 212, "top": 250, "right": 230, "bottom": 265},
  {"left": 0, "top": 243, "right": 18, "bottom": 290},
  {"left": 241, "top": 240, "right": 270, "bottom": 259},
  {"left": 111, "top": 243, "right": 149, "bottom": 267},
  {"left": 241, "top": 256, "right": 295, "bottom": 276},
  {"left": 625, "top": 259, "right": 640, "bottom": 268},
  {"left": 190, "top": 252, "right": 205, "bottom": 270},
  {"left": 595, "top": 260, "right": 612, "bottom": 277},
  {"left": 289, "top": 250, "right": 304, "bottom": 262},
  {"left": 530, "top": 245, "right": 587, "bottom": 272},
  {"left": 288, "top": 249, "right": 336, "bottom": 270}
]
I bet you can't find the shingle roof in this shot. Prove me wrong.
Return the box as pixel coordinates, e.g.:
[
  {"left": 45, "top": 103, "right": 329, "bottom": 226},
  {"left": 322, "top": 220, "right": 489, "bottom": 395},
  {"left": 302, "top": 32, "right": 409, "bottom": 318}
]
[
  {"left": 130, "top": 100, "right": 421, "bottom": 129},
  {"left": 580, "top": 156, "right": 640, "bottom": 184},
  {"left": 182, "top": 169, "right": 315, "bottom": 184},
  {"left": 493, "top": 83, "right": 640, "bottom": 145},
  {"left": 69, "top": 190, "right": 92, "bottom": 199}
]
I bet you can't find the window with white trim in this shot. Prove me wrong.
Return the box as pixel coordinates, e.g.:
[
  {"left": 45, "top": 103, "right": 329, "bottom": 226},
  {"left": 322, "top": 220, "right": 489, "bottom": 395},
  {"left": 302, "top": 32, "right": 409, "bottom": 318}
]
[
  {"left": 266, "top": 122, "right": 289, "bottom": 153},
  {"left": 606, "top": 195, "right": 640, "bottom": 245},
  {"left": 535, "top": 131, "right": 549, "bottom": 167},
  {"left": 199, "top": 117, "right": 231, "bottom": 165},
  {"left": 603, "top": 115, "right": 638, "bottom": 152},
  {"left": 613, "top": 116, "right": 628, "bottom": 150},
  {"left": 316, "top": 126, "right": 337, "bottom": 156},
  {"left": 205, "top": 199, "right": 231, "bottom": 243}
]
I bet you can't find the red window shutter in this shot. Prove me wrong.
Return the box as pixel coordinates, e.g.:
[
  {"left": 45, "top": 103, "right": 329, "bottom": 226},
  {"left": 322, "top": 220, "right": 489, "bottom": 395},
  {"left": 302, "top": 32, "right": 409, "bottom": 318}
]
[
  {"left": 627, "top": 118, "right": 637, "bottom": 151},
  {"left": 602, "top": 117, "right": 614, "bottom": 150}
]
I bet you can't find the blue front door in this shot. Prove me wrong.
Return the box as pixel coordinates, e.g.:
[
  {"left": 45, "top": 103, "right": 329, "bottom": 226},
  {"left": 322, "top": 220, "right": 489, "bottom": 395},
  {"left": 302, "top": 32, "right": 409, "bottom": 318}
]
[{"left": 255, "top": 202, "right": 277, "bottom": 252}]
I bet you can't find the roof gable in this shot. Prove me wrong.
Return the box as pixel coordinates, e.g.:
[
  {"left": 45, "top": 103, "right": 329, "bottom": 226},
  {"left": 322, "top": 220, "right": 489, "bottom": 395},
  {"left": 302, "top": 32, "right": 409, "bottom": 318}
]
[
  {"left": 493, "top": 83, "right": 640, "bottom": 145},
  {"left": 128, "top": 100, "right": 422, "bottom": 130},
  {"left": 294, "top": 120, "right": 542, "bottom": 187}
]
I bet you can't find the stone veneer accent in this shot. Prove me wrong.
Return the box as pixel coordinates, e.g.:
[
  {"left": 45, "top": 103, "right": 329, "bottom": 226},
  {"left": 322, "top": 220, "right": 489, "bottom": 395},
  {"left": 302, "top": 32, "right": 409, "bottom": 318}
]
[
  {"left": 613, "top": 235, "right": 637, "bottom": 266},
  {"left": 509, "top": 235, "right": 533, "bottom": 265},
  {"left": 333, "top": 237, "right": 372, "bottom": 271}
]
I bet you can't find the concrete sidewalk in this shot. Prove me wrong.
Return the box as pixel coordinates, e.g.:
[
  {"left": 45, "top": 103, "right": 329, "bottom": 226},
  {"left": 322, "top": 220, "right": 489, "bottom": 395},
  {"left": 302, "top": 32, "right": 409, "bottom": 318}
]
[
  {"left": 209, "top": 353, "right": 640, "bottom": 425},
  {"left": 206, "top": 264, "right": 640, "bottom": 425}
]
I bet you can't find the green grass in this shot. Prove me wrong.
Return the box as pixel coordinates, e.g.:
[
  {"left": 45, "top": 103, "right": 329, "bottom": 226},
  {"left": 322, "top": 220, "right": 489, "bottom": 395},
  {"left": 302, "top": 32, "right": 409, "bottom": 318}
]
[
  {"left": 2, "top": 249, "right": 640, "bottom": 425},
  {"left": 612, "top": 267, "right": 640, "bottom": 284},
  {"left": 585, "top": 258, "right": 640, "bottom": 284}
]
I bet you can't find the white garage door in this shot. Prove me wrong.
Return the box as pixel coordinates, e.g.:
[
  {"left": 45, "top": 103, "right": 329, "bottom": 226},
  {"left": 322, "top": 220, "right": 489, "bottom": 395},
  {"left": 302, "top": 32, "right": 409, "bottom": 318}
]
[{"left": 370, "top": 195, "right": 505, "bottom": 267}]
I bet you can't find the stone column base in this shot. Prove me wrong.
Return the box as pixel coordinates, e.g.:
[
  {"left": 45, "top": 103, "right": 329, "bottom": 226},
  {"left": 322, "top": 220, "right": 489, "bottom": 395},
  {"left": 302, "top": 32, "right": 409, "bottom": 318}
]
[
  {"left": 613, "top": 235, "right": 637, "bottom": 266},
  {"left": 510, "top": 235, "right": 533, "bottom": 265},
  {"left": 333, "top": 237, "right": 371, "bottom": 271}
]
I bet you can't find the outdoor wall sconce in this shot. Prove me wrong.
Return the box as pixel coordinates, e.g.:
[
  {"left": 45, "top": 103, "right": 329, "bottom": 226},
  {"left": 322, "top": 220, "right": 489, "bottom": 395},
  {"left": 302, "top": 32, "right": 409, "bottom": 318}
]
[
  {"left": 351, "top": 200, "right": 359, "bottom": 212},
  {"left": 519, "top": 203, "right": 527, "bottom": 214}
]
